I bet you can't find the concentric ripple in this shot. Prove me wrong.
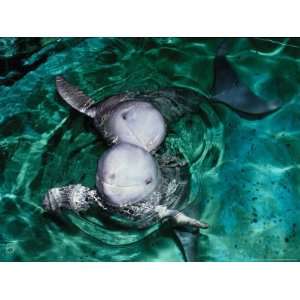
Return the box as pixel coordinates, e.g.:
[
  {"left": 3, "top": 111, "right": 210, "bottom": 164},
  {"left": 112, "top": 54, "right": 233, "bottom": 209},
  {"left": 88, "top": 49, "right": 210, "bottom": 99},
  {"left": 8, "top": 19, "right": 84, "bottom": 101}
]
[
  {"left": 65, "top": 88, "right": 224, "bottom": 246},
  {"left": 2, "top": 37, "right": 299, "bottom": 261}
]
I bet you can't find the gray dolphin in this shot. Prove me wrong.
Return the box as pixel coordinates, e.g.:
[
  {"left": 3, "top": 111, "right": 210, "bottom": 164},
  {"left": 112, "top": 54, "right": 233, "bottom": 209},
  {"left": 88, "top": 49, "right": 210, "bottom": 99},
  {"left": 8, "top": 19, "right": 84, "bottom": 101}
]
[{"left": 44, "top": 48, "right": 282, "bottom": 261}]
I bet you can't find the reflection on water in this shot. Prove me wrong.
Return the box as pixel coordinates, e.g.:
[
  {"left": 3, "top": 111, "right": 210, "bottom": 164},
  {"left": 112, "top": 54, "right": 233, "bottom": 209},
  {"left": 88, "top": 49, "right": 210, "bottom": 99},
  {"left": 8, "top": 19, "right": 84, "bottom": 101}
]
[{"left": 0, "top": 38, "right": 300, "bottom": 261}]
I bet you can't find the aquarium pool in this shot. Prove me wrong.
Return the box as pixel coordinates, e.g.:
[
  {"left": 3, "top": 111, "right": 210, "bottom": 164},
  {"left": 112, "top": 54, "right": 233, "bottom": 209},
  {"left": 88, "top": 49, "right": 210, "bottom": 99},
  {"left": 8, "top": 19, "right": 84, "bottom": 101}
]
[{"left": 0, "top": 37, "right": 300, "bottom": 261}]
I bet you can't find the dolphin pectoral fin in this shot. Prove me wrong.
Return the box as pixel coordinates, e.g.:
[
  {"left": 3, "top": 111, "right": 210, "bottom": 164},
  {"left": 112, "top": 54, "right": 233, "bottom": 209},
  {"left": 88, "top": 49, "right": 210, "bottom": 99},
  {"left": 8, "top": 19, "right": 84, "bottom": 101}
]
[
  {"left": 56, "top": 76, "right": 97, "bottom": 118},
  {"left": 211, "top": 55, "right": 282, "bottom": 115},
  {"left": 43, "top": 184, "right": 99, "bottom": 213},
  {"left": 170, "top": 211, "right": 209, "bottom": 228},
  {"left": 156, "top": 206, "right": 208, "bottom": 229}
]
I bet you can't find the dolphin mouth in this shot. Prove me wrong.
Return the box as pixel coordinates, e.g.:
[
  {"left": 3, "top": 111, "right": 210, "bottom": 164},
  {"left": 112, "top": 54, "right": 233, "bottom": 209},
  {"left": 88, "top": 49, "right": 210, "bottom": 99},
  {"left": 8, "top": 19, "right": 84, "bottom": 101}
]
[{"left": 101, "top": 180, "right": 143, "bottom": 189}]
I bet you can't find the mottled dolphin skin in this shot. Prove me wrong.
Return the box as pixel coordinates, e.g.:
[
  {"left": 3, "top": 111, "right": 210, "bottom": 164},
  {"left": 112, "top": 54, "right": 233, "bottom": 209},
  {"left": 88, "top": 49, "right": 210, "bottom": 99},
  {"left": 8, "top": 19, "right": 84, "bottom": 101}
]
[
  {"left": 43, "top": 143, "right": 209, "bottom": 230},
  {"left": 49, "top": 50, "right": 282, "bottom": 261},
  {"left": 56, "top": 47, "right": 282, "bottom": 137},
  {"left": 56, "top": 77, "right": 166, "bottom": 152}
]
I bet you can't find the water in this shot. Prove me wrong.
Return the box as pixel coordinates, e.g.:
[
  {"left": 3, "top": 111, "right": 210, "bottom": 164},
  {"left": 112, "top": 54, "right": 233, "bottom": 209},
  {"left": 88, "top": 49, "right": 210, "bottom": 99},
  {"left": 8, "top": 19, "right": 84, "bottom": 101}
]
[{"left": 0, "top": 37, "right": 300, "bottom": 261}]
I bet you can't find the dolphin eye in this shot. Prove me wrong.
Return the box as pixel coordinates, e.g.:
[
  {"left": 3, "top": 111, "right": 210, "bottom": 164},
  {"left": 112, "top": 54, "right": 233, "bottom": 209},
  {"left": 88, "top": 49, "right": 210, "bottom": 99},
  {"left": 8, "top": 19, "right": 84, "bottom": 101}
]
[
  {"left": 122, "top": 112, "right": 127, "bottom": 120},
  {"left": 109, "top": 173, "right": 116, "bottom": 180},
  {"left": 145, "top": 177, "right": 152, "bottom": 185}
]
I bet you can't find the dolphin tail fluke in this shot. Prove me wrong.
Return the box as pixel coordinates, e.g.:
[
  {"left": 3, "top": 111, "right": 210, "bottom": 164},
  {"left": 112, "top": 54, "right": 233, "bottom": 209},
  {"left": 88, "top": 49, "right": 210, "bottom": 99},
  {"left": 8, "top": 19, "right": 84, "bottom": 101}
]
[
  {"left": 155, "top": 205, "right": 208, "bottom": 261},
  {"left": 211, "top": 53, "right": 282, "bottom": 116},
  {"left": 56, "top": 76, "right": 97, "bottom": 118},
  {"left": 173, "top": 228, "right": 200, "bottom": 262}
]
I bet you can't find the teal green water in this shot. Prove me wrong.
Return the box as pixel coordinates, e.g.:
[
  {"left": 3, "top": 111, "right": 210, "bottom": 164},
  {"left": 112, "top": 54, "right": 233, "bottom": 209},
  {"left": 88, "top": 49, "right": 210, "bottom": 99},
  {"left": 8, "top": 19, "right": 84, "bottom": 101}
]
[{"left": 1, "top": 37, "right": 300, "bottom": 261}]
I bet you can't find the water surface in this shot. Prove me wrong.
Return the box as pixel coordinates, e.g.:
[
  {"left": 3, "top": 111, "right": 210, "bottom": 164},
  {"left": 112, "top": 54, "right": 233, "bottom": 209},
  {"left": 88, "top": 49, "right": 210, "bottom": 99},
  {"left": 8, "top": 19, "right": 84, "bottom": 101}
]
[{"left": 0, "top": 37, "right": 300, "bottom": 261}]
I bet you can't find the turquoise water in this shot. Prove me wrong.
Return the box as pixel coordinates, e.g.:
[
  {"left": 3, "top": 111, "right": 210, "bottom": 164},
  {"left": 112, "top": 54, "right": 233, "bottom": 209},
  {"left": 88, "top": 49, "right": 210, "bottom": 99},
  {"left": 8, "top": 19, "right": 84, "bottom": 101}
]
[{"left": 0, "top": 37, "right": 300, "bottom": 261}]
